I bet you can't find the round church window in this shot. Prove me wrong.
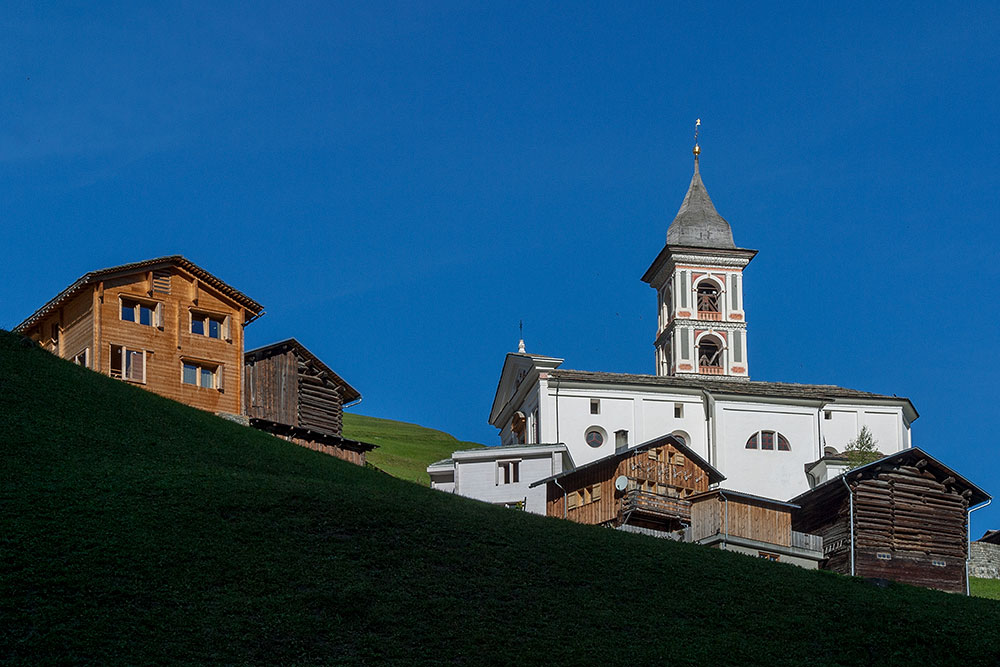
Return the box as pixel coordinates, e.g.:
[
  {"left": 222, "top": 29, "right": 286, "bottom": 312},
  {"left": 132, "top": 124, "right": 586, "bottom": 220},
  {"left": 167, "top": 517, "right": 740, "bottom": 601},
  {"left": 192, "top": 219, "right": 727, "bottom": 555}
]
[{"left": 585, "top": 429, "right": 605, "bottom": 448}]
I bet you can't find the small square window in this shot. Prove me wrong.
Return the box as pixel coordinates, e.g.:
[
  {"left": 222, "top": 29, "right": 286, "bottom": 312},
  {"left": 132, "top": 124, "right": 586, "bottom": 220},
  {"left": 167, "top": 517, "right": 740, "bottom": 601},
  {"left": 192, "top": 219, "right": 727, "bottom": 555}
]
[
  {"left": 824, "top": 410, "right": 832, "bottom": 420},
  {"left": 674, "top": 403, "right": 683, "bottom": 419},
  {"left": 590, "top": 399, "right": 600, "bottom": 415}
]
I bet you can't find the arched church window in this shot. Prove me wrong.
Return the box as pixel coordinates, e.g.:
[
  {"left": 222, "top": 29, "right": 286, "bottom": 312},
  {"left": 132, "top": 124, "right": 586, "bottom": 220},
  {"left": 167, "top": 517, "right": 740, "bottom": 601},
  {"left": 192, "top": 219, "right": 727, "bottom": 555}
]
[
  {"left": 697, "top": 281, "right": 721, "bottom": 320},
  {"left": 745, "top": 430, "right": 791, "bottom": 451},
  {"left": 698, "top": 336, "right": 723, "bottom": 374}
]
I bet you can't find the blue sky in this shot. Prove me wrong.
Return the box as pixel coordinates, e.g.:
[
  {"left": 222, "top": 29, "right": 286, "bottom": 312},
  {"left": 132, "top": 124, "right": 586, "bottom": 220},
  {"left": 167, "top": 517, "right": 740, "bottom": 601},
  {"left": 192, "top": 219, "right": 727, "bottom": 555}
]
[{"left": 3, "top": 2, "right": 998, "bottom": 533}]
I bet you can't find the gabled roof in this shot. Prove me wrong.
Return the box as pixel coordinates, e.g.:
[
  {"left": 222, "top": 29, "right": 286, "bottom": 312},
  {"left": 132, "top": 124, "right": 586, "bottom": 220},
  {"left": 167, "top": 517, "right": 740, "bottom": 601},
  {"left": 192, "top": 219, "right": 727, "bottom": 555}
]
[
  {"left": 245, "top": 338, "right": 361, "bottom": 403},
  {"left": 547, "top": 369, "right": 919, "bottom": 420},
  {"left": 789, "top": 447, "right": 991, "bottom": 508},
  {"left": 529, "top": 433, "right": 725, "bottom": 488},
  {"left": 977, "top": 530, "right": 1000, "bottom": 545},
  {"left": 666, "top": 159, "right": 736, "bottom": 249},
  {"left": 14, "top": 255, "right": 265, "bottom": 333},
  {"left": 489, "top": 351, "right": 564, "bottom": 426}
]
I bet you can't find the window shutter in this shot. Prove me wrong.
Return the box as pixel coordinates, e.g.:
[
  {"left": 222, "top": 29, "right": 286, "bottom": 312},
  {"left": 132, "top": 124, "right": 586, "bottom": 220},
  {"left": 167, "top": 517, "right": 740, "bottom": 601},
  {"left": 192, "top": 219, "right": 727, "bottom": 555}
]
[
  {"left": 217, "top": 364, "right": 225, "bottom": 392},
  {"left": 155, "top": 302, "right": 164, "bottom": 329},
  {"left": 592, "top": 484, "right": 601, "bottom": 502},
  {"left": 224, "top": 315, "right": 232, "bottom": 341}
]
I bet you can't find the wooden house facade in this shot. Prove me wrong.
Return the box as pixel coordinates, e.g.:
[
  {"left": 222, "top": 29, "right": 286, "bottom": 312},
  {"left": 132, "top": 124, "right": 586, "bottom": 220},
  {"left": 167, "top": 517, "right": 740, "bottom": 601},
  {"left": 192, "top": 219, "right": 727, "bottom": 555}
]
[
  {"left": 244, "top": 339, "right": 374, "bottom": 465},
  {"left": 15, "top": 256, "right": 263, "bottom": 416},
  {"left": 790, "top": 447, "right": 991, "bottom": 593},
  {"left": 530, "top": 434, "right": 725, "bottom": 534},
  {"left": 689, "top": 490, "right": 824, "bottom": 568}
]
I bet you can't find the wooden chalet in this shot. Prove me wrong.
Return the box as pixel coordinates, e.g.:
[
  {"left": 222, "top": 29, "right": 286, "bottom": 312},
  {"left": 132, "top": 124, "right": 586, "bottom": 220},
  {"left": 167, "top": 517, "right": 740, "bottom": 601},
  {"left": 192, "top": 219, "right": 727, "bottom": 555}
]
[
  {"left": 689, "top": 490, "right": 824, "bottom": 568},
  {"left": 14, "top": 255, "right": 263, "bottom": 416},
  {"left": 244, "top": 339, "right": 374, "bottom": 465},
  {"left": 530, "top": 434, "right": 725, "bottom": 535},
  {"left": 790, "top": 447, "right": 991, "bottom": 593}
]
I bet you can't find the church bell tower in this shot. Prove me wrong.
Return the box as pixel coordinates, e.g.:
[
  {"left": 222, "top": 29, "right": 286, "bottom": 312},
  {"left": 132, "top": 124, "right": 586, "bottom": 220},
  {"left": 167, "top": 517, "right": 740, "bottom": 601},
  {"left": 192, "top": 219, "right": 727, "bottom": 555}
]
[{"left": 641, "top": 128, "right": 757, "bottom": 380}]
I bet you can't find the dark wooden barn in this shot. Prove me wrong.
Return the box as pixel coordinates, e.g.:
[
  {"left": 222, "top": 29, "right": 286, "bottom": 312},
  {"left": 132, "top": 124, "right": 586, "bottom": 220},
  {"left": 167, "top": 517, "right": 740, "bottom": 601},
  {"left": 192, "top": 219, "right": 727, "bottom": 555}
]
[
  {"left": 790, "top": 447, "right": 990, "bottom": 593},
  {"left": 243, "top": 338, "right": 374, "bottom": 465}
]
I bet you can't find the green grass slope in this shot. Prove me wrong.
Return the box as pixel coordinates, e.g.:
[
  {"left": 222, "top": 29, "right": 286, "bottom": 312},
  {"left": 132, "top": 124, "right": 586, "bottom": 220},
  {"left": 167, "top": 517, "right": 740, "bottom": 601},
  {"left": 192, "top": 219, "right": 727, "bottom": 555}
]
[
  {"left": 972, "top": 577, "right": 1000, "bottom": 600},
  {"left": 342, "top": 412, "right": 483, "bottom": 485},
  {"left": 2, "top": 330, "right": 999, "bottom": 665}
]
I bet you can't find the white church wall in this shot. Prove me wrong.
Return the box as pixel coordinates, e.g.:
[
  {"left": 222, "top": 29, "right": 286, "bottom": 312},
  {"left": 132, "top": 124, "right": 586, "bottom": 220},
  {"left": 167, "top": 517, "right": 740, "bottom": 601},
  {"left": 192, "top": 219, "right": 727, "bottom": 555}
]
[
  {"left": 862, "top": 410, "right": 904, "bottom": 454},
  {"left": 715, "top": 402, "right": 820, "bottom": 500},
  {"left": 820, "top": 409, "right": 858, "bottom": 452},
  {"left": 639, "top": 396, "right": 708, "bottom": 459},
  {"left": 554, "top": 390, "right": 634, "bottom": 466}
]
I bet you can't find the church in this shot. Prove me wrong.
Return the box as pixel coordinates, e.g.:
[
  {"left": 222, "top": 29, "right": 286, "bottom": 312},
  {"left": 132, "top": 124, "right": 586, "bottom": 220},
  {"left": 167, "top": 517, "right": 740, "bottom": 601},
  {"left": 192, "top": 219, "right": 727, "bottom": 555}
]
[{"left": 429, "top": 141, "right": 917, "bottom": 514}]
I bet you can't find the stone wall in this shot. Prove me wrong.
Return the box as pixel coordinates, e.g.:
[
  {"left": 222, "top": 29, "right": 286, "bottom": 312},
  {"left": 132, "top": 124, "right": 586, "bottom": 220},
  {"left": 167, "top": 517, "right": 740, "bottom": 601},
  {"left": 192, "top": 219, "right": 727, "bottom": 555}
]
[{"left": 970, "top": 542, "right": 1000, "bottom": 579}]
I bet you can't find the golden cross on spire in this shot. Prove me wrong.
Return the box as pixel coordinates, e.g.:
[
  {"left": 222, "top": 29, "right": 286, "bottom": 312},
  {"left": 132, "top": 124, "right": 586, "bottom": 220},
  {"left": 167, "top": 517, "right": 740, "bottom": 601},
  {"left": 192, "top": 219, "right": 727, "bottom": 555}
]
[{"left": 693, "top": 118, "right": 701, "bottom": 156}]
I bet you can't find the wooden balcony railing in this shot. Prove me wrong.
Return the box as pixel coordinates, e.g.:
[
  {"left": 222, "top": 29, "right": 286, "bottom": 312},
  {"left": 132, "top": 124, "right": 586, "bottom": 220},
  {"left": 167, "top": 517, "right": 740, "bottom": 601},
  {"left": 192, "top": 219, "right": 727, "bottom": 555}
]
[
  {"left": 791, "top": 530, "right": 824, "bottom": 553},
  {"left": 698, "top": 311, "right": 722, "bottom": 321},
  {"left": 621, "top": 490, "right": 691, "bottom": 522},
  {"left": 699, "top": 365, "right": 724, "bottom": 375}
]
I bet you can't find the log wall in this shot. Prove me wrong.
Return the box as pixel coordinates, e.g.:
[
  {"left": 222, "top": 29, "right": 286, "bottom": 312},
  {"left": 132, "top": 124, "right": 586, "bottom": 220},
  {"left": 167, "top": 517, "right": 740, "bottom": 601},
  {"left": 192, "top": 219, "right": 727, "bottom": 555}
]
[{"left": 243, "top": 347, "right": 345, "bottom": 437}]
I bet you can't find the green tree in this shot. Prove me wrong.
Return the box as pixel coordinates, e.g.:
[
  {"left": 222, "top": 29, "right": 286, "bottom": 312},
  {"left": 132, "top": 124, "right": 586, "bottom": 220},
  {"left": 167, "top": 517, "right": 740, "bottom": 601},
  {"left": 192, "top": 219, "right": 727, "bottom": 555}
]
[{"left": 844, "top": 425, "right": 881, "bottom": 469}]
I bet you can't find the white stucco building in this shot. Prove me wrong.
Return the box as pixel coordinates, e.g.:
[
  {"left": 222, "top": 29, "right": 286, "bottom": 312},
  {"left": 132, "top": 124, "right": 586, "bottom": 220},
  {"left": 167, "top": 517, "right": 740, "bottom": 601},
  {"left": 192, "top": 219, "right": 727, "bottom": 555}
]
[{"left": 430, "top": 146, "right": 917, "bottom": 510}]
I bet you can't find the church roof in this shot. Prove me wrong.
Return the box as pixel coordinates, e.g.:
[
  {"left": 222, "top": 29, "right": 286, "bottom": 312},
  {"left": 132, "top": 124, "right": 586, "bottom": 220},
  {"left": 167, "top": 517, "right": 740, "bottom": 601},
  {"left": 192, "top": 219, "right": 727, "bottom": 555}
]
[
  {"left": 665, "top": 159, "right": 736, "bottom": 249},
  {"left": 547, "top": 369, "right": 918, "bottom": 416}
]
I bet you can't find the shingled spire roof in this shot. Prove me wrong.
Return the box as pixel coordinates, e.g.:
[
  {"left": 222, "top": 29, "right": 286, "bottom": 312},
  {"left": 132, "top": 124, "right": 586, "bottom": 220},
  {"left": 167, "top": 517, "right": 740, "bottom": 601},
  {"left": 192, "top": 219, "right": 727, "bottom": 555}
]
[{"left": 666, "top": 156, "right": 736, "bottom": 249}]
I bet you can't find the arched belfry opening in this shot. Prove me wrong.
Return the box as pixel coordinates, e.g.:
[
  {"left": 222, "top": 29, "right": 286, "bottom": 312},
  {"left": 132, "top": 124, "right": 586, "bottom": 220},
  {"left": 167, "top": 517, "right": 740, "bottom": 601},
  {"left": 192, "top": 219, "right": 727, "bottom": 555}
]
[
  {"left": 696, "top": 281, "right": 721, "bottom": 320},
  {"left": 698, "top": 336, "right": 723, "bottom": 374}
]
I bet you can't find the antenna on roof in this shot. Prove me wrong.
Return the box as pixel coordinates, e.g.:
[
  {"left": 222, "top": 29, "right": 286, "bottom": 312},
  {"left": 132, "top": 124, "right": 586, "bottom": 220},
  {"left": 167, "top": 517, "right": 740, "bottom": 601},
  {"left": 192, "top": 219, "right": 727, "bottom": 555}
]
[
  {"left": 693, "top": 118, "right": 702, "bottom": 171},
  {"left": 518, "top": 320, "right": 525, "bottom": 353}
]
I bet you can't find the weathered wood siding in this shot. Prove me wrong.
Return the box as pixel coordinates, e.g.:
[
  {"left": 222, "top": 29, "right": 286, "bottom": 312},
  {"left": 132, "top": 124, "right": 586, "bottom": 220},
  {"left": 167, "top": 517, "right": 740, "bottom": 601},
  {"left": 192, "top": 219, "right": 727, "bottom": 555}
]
[
  {"left": 546, "top": 442, "right": 712, "bottom": 525},
  {"left": 243, "top": 348, "right": 345, "bottom": 437},
  {"left": 297, "top": 361, "right": 343, "bottom": 435},
  {"left": 690, "top": 494, "right": 792, "bottom": 547},
  {"left": 281, "top": 433, "right": 364, "bottom": 466},
  {"left": 794, "top": 461, "right": 971, "bottom": 593},
  {"left": 244, "top": 350, "right": 299, "bottom": 425}
]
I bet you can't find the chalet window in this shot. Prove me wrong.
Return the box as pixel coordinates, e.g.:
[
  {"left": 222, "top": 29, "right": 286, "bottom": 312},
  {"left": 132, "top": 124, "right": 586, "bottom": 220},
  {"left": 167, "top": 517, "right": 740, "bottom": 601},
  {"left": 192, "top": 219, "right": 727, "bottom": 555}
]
[
  {"left": 497, "top": 460, "right": 520, "bottom": 485},
  {"left": 121, "top": 297, "right": 162, "bottom": 328},
  {"left": 745, "top": 431, "right": 791, "bottom": 451},
  {"left": 182, "top": 361, "right": 222, "bottom": 390},
  {"left": 110, "top": 344, "right": 145, "bottom": 383},
  {"left": 72, "top": 348, "right": 89, "bottom": 368},
  {"left": 758, "top": 552, "right": 780, "bottom": 562},
  {"left": 190, "top": 310, "right": 230, "bottom": 340},
  {"left": 590, "top": 399, "right": 600, "bottom": 415},
  {"left": 570, "top": 484, "right": 602, "bottom": 509}
]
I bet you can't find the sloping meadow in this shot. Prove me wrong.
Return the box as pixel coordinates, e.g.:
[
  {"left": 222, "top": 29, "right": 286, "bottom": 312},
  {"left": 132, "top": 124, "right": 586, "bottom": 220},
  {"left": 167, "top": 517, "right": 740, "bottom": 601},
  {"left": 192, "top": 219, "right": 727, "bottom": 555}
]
[{"left": 1, "top": 331, "right": 998, "bottom": 665}]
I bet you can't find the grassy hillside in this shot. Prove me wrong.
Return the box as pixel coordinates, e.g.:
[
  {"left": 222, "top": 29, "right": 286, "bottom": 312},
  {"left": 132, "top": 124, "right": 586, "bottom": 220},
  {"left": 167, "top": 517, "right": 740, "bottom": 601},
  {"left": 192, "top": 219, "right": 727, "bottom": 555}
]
[
  {"left": 972, "top": 577, "right": 1000, "bottom": 600},
  {"left": 2, "top": 330, "right": 999, "bottom": 665},
  {"left": 342, "top": 412, "right": 483, "bottom": 484}
]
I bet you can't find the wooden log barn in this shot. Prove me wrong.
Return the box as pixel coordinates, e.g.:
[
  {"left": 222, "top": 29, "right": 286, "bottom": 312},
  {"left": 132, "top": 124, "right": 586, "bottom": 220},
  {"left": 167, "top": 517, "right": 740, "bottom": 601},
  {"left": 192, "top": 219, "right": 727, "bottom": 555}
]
[
  {"left": 790, "top": 447, "right": 991, "bottom": 593},
  {"left": 244, "top": 339, "right": 375, "bottom": 465},
  {"left": 14, "top": 255, "right": 264, "bottom": 416},
  {"left": 530, "top": 434, "right": 725, "bottom": 535}
]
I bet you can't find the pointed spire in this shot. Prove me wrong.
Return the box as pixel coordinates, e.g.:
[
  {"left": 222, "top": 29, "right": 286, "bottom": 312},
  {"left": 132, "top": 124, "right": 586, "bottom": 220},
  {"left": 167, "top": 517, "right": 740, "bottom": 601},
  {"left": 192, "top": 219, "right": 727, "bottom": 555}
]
[{"left": 665, "top": 121, "right": 736, "bottom": 249}]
